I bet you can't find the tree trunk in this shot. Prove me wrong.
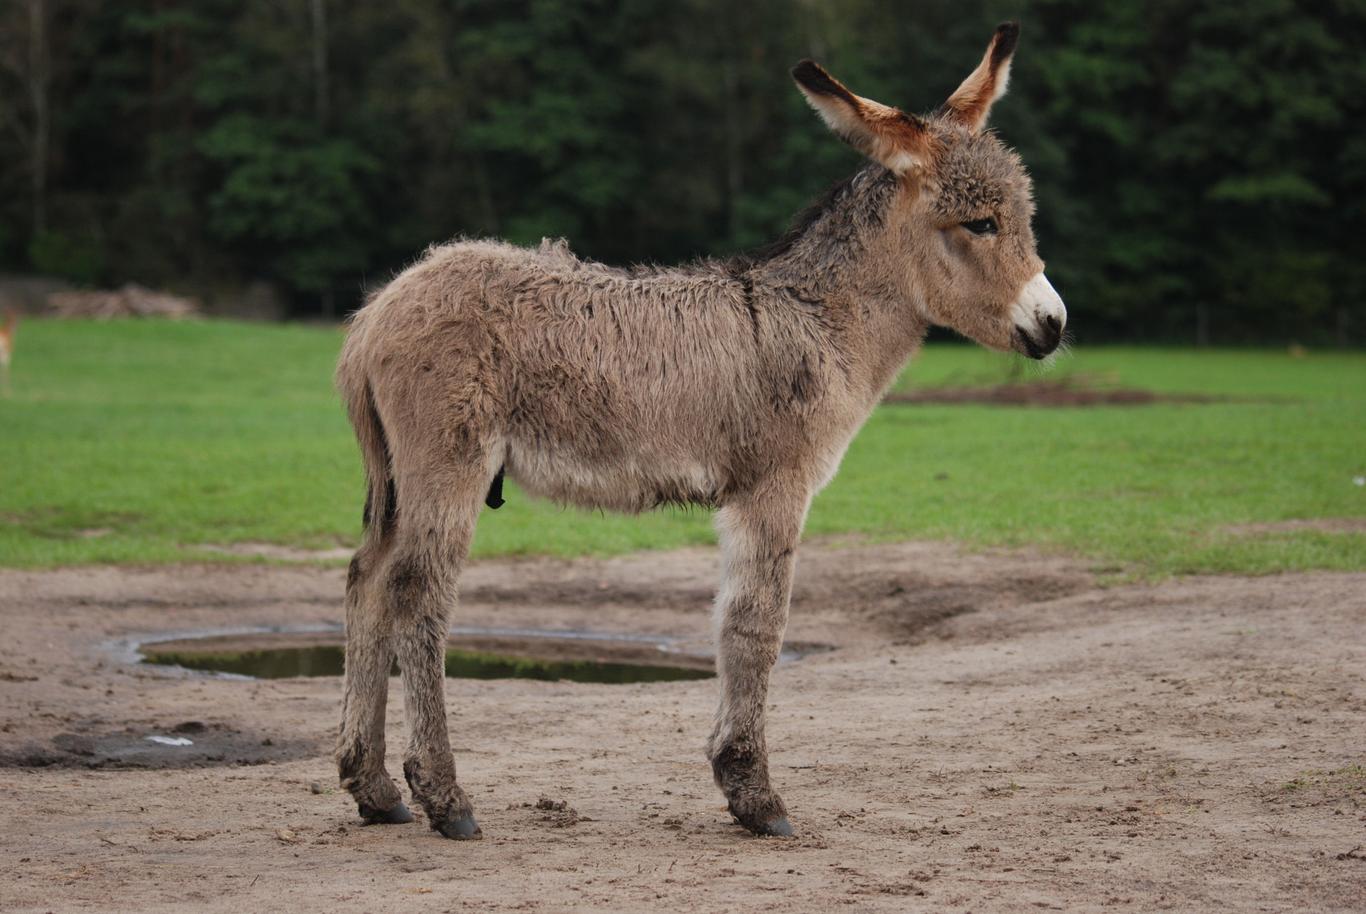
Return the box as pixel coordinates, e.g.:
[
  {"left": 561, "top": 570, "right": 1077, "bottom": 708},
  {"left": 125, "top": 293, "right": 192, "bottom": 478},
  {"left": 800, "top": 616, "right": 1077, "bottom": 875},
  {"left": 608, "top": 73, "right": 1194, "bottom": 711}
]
[
  {"left": 28, "top": 0, "right": 48, "bottom": 237},
  {"left": 311, "top": 0, "right": 331, "bottom": 316},
  {"left": 311, "top": 0, "right": 329, "bottom": 128},
  {"left": 721, "top": 53, "right": 742, "bottom": 241}
]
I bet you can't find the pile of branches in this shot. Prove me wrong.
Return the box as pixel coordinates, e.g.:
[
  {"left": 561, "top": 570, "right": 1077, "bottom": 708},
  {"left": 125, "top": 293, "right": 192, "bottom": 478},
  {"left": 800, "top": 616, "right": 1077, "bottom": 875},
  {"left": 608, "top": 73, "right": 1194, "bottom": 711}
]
[{"left": 48, "top": 284, "right": 200, "bottom": 319}]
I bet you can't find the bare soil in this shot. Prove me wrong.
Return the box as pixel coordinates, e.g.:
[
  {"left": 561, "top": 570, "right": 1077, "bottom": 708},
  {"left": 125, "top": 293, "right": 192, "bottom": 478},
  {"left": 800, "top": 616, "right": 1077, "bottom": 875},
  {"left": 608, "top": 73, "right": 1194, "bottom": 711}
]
[
  {"left": 1224, "top": 518, "right": 1366, "bottom": 537},
  {"left": 194, "top": 542, "right": 357, "bottom": 562},
  {"left": 884, "top": 378, "right": 1226, "bottom": 407},
  {"left": 0, "top": 542, "right": 1362, "bottom": 913}
]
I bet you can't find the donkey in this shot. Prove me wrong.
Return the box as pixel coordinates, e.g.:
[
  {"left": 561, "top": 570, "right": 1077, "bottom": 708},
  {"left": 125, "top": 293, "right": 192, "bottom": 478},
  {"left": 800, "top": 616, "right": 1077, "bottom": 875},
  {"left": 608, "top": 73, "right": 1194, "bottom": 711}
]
[{"left": 334, "top": 21, "right": 1065, "bottom": 840}]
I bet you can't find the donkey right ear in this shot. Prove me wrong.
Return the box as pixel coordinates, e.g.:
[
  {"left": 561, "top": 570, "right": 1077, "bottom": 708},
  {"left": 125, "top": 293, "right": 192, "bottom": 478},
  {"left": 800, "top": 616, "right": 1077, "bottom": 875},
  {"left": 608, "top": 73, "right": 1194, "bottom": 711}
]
[{"left": 792, "top": 60, "right": 931, "bottom": 175}]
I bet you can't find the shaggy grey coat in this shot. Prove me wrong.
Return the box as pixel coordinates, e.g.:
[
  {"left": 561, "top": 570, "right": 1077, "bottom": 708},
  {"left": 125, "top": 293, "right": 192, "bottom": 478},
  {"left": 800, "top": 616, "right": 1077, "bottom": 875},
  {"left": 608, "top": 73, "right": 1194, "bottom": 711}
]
[{"left": 334, "top": 22, "right": 1066, "bottom": 839}]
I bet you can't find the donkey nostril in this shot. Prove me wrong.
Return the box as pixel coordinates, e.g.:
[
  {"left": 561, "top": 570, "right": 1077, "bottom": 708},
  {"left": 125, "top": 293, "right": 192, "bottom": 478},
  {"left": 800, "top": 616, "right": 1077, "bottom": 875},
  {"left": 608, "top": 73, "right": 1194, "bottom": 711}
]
[{"left": 1044, "top": 314, "right": 1061, "bottom": 333}]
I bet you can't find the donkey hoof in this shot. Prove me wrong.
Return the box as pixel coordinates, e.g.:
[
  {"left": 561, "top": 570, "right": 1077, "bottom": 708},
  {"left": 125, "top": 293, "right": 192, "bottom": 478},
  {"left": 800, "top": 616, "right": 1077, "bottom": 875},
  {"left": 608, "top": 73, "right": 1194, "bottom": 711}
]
[
  {"left": 757, "top": 816, "right": 794, "bottom": 838},
  {"left": 436, "top": 815, "right": 483, "bottom": 840},
  {"left": 359, "top": 801, "right": 414, "bottom": 825}
]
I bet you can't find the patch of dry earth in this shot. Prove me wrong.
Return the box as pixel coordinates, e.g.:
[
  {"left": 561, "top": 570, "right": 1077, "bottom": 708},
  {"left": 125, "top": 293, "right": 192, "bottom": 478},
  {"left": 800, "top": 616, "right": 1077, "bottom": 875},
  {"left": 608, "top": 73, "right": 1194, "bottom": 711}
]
[{"left": 0, "top": 542, "right": 1361, "bottom": 912}]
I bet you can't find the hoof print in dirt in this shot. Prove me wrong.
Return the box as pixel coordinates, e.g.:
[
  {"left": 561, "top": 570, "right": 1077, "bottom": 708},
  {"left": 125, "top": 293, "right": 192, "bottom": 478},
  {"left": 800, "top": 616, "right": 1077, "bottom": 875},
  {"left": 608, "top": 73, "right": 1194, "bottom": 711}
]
[
  {"left": 436, "top": 815, "right": 482, "bottom": 840},
  {"left": 533, "top": 796, "right": 584, "bottom": 828},
  {"left": 359, "top": 801, "right": 414, "bottom": 825}
]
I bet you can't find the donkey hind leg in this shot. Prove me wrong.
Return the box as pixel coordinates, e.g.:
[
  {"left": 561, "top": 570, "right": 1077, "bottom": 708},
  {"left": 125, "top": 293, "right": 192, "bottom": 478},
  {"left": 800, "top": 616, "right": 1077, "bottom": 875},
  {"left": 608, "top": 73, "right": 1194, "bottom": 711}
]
[
  {"left": 337, "top": 538, "right": 412, "bottom": 825},
  {"left": 388, "top": 482, "right": 485, "bottom": 840},
  {"left": 706, "top": 484, "right": 809, "bottom": 837}
]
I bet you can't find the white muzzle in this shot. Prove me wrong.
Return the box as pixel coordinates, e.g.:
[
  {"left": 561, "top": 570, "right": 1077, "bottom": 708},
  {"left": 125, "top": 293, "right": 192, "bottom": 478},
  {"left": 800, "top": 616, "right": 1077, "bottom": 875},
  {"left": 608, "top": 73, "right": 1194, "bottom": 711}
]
[{"left": 1010, "top": 272, "right": 1066, "bottom": 358}]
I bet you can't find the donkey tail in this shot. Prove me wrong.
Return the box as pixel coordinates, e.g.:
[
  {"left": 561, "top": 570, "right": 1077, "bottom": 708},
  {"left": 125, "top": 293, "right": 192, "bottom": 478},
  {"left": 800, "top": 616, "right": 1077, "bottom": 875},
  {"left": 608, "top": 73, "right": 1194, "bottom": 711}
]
[{"left": 338, "top": 362, "right": 395, "bottom": 543}]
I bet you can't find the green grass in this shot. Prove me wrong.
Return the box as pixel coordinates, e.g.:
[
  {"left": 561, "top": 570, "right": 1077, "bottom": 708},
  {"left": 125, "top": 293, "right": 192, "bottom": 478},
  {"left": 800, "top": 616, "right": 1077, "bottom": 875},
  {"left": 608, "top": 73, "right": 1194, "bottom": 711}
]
[{"left": 1, "top": 319, "right": 1363, "bottom": 574}]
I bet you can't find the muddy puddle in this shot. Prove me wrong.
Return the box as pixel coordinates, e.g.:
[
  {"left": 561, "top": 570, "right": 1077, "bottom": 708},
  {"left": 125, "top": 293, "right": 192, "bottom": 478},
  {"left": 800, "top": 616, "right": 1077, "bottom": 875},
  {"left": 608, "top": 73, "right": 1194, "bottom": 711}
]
[
  {"left": 143, "top": 642, "right": 715, "bottom": 684},
  {"left": 136, "top": 627, "right": 833, "bottom": 685},
  {"left": 0, "top": 720, "right": 321, "bottom": 770}
]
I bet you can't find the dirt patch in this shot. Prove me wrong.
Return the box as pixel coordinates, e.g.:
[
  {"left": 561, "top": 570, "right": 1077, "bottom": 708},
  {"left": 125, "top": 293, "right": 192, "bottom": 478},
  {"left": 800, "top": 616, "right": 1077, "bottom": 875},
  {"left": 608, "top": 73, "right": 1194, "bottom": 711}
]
[
  {"left": 885, "top": 377, "right": 1226, "bottom": 407},
  {"left": 1225, "top": 518, "right": 1366, "bottom": 536},
  {"left": 0, "top": 546, "right": 1363, "bottom": 912},
  {"left": 195, "top": 541, "right": 355, "bottom": 561}
]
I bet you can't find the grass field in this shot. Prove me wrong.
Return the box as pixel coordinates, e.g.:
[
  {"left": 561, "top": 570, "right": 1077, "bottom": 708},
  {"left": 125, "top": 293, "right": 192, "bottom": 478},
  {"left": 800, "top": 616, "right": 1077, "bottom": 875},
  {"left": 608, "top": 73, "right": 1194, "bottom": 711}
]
[{"left": 1, "top": 318, "right": 1362, "bottom": 575}]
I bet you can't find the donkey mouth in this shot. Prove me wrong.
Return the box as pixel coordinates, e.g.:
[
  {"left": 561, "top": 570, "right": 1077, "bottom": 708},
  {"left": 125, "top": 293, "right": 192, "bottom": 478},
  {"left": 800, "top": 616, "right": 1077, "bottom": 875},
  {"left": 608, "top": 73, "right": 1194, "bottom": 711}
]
[{"left": 1013, "top": 325, "right": 1055, "bottom": 360}]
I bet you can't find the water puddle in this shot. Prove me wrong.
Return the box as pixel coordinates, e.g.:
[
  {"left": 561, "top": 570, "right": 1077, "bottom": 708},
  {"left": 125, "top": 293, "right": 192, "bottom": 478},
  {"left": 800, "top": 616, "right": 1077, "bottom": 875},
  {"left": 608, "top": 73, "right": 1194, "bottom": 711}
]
[
  {"left": 142, "top": 642, "right": 713, "bottom": 684},
  {"left": 134, "top": 626, "right": 831, "bottom": 685}
]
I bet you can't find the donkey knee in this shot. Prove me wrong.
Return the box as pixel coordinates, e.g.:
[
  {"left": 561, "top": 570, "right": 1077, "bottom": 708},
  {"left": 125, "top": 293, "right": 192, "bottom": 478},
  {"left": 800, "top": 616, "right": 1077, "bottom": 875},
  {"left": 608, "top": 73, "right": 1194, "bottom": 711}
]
[
  {"left": 346, "top": 554, "right": 366, "bottom": 592},
  {"left": 386, "top": 552, "right": 434, "bottom": 613},
  {"left": 345, "top": 539, "right": 392, "bottom": 601}
]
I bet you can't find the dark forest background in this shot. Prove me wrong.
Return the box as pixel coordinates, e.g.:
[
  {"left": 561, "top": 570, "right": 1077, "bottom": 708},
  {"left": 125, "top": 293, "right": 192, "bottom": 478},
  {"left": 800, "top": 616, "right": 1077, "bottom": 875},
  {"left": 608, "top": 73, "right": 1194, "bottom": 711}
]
[{"left": 2, "top": 0, "right": 1364, "bottom": 342}]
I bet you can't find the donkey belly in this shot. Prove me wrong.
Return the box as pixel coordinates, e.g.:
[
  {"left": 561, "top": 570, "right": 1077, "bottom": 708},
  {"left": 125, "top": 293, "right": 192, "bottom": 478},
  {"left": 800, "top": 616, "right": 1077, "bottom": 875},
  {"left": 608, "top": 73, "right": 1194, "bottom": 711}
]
[{"left": 504, "top": 437, "right": 722, "bottom": 513}]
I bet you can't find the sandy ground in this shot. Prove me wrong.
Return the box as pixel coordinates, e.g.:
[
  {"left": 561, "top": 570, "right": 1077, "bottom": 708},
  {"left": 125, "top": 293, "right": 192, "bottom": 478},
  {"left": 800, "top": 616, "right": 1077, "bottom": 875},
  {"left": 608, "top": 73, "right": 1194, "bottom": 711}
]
[{"left": 0, "top": 542, "right": 1362, "bottom": 913}]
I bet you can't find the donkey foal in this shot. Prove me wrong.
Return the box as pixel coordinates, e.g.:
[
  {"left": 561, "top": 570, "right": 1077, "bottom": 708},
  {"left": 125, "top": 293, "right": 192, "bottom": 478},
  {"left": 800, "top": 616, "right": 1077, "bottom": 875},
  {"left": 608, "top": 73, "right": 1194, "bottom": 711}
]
[{"left": 335, "top": 22, "right": 1066, "bottom": 840}]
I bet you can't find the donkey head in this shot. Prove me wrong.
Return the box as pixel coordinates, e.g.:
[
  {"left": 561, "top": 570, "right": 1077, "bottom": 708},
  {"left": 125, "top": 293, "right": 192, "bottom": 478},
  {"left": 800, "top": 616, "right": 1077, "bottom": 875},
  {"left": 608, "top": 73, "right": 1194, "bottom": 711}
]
[{"left": 793, "top": 23, "right": 1066, "bottom": 359}]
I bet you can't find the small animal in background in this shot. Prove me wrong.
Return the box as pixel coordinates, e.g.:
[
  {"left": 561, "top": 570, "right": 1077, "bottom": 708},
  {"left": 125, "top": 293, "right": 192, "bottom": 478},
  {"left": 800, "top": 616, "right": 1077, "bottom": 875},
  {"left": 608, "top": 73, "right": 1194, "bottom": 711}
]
[{"left": 0, "top": 310, "right": 16, "bottom": 396}]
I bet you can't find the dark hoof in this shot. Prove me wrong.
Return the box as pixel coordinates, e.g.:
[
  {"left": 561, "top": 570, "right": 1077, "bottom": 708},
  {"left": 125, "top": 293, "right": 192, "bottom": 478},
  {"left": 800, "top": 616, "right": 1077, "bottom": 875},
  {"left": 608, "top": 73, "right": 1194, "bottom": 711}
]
[
  {"left": 436, "top": 815, "right": 483, "bottom": 840},
  {"left": 755, "top": 816, "right": 794, "bottom": 838},
  {"left": 360, "top": 801, "right": 414, "bottom": 825}
]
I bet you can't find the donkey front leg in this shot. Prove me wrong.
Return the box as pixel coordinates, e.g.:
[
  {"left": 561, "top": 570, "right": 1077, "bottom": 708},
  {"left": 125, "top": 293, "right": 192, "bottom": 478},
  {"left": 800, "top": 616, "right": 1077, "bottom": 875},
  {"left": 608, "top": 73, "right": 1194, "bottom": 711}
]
[{"left": 707, "top": 483, "right": 810, "bottom": 837}]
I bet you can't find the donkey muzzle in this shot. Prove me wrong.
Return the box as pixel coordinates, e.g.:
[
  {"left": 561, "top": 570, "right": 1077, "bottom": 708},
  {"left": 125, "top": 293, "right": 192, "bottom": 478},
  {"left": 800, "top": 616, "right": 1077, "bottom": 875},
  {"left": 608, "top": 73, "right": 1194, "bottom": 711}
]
[{"left": 1010, "top": 272, "right": 1066, "bottom": 359}]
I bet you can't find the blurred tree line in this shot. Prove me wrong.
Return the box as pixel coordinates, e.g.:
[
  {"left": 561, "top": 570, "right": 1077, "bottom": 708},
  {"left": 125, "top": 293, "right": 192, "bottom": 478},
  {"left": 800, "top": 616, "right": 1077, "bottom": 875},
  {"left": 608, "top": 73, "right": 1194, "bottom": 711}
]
[{"left": 1, "top": 0, "right": 1363, "bottom": 342}]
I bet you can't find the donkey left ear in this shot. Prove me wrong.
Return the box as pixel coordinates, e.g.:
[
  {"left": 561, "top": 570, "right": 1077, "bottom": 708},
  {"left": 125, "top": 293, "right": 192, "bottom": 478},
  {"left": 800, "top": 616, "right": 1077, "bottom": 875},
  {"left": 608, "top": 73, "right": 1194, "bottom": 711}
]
[
  {"left": 943, "top": 22, "right": 1020, "bottom": 133},
  {"left": 792, "top": 60, "right": 932, "bottom": 175}
]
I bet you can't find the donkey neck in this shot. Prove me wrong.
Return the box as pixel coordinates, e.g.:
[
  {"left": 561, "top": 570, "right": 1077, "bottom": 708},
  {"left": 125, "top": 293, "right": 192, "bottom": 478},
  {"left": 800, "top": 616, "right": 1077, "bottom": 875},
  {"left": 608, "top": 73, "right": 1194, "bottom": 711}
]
[{"left": 740, "top": 165, "right": 929, "bottom": 397}]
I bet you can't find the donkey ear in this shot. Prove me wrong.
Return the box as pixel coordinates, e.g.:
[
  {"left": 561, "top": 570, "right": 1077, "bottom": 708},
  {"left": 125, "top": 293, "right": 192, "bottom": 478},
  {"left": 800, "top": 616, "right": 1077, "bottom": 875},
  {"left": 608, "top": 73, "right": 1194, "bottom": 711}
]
[
  {"left": 792, "top": 60, "right": 931, "bottom": 175},
  {"left": 943, "top": 22, "right": 1019, "bottom": 133}
]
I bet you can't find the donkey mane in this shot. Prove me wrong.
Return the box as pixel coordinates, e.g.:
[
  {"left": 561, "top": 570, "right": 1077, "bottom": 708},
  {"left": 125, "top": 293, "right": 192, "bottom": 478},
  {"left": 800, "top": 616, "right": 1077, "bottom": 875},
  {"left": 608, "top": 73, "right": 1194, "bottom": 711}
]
[
  {"left": 520, "top": 164, "right": 897, "bottom": 294},
  {"left": 722, "top": 166, "right": 893, "bottom": 276}
]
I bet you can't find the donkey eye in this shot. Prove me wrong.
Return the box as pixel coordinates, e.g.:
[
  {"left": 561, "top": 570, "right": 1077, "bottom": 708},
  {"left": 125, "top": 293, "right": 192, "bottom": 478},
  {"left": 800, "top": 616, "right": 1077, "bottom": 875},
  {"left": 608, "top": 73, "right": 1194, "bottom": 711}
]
[{"left": 961, "top": 217, "right": 998, "bottom": 236}]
